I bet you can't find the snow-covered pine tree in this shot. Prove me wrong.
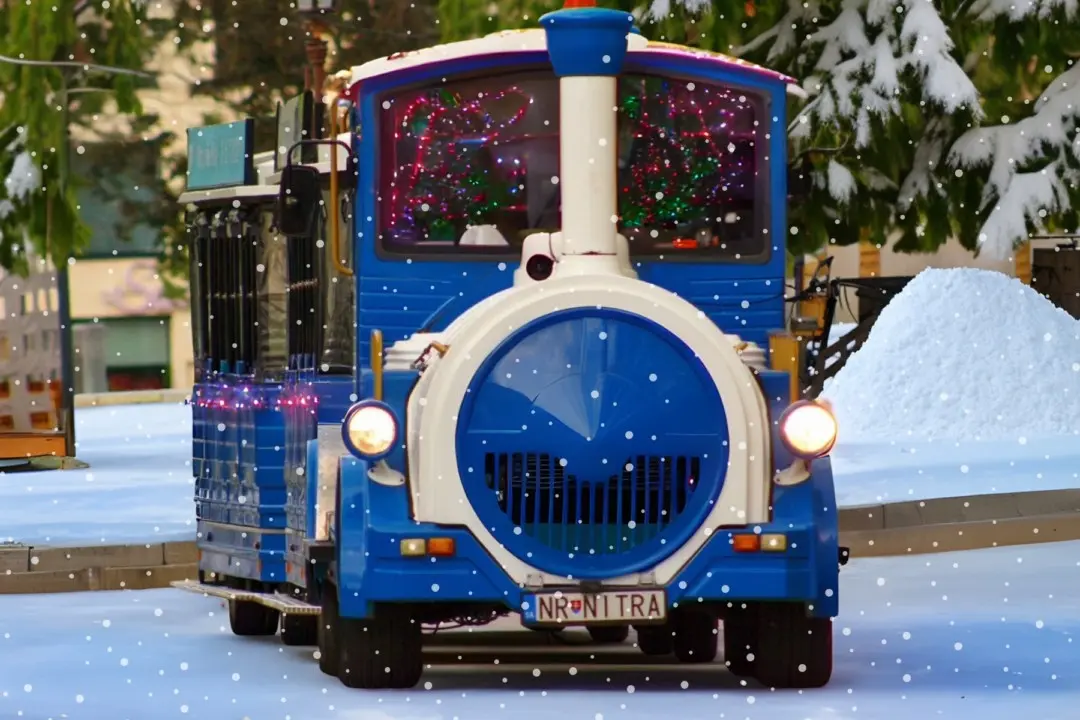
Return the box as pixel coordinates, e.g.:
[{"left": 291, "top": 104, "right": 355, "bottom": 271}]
[{"left": 652, "top": 0, "right": 1080, "bottom": 259}]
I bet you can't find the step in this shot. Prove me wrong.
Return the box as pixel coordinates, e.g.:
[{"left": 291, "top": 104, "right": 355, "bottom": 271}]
[{"left": 170, "top": 579, "right": 319, "bottom": 614}]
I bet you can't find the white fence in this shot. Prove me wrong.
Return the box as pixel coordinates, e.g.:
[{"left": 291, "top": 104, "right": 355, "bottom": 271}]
[{"left": 0, "top": 257, "right": 63, "bottom": 433}]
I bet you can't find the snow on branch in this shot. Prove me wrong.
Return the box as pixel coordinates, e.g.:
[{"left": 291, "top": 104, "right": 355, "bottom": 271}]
[
  {"left": 646, "top": 0, "right": 712, "bottom": 20},
  {"left": 733, "top": 0, "right": 815, "bottom": 60},
  {"left": 0, "top": 127, "right": 41, "bottom": 215},
  {"left": 968, "top": 0, "right": 1079, "bottom": 21},
  {"left": 899, "top": 1, "right": 981, "bottom": 115},
  {"left": 795, "top": 0, "right": 978, "bottom": 131},
  {"left": 947, "top": 62, "right": 1080, "bottom": 259}
]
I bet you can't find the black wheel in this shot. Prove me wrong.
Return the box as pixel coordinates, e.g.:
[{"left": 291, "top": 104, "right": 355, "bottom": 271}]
[
  {"left": 722, "top": 604, "right": 759, "bottom": 677},
  {"left": 338, "top": 605, "right": 423, "bottom": 689},
  {"left": 587, "top": 625, "right": 630, "bottom": 644},
  {"left": 228, "top": 599, "right": 279, "bottom": 637},
  {"left": 317, "top": 585, "right": 340, "bottom": 677},
  {"left": 281, "top": 613, "right": 318, "bottom": 646},
  {"left": 672, "top": 609, "right": 718, "bottom": 663},
  {"left": 754, "top": 603, "right": 833, "bottom": 688},
  {"left": 634, "top": 625, "right": 674, "bottom": 656}
]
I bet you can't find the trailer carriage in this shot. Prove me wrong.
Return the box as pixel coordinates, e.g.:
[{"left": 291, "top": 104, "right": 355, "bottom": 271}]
[{"left": 175, "top": 2, "right": 846, "bottom": 691}]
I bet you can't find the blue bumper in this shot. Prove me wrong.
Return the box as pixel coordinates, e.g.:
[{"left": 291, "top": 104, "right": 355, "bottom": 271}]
[{"left": 336, "top": 456, "right": 840, "bottom": 621}]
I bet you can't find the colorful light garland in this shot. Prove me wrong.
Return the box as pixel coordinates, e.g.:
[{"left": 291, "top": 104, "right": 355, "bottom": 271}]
[
  {"left": 384, "top": 87, "right": 534, "bottom": 242},
  {"left": 380, "top": 75, "right": 760, "bottom": 244}
]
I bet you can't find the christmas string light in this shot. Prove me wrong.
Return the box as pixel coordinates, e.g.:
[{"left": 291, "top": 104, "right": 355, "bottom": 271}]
[
  {"left": 618, "top": 79, "right": 758, "bottom": 230},
  {"left": 378, "top": 76, "right": 759, "bottom": 243},
  {"left": 383, "top": 87, "right": 533, "bottom": 241}
]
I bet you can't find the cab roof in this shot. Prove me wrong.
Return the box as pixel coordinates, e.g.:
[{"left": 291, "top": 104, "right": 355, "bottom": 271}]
[{"left": 349, "top": 28, "right": 796, "bottom": 89}]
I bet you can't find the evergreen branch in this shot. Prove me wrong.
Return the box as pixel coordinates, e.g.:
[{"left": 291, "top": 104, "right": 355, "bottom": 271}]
[
  {"left": 953, "top": 0, "right": 978, "bottom": 21},
  {"left": 0, "top": 53, "right": 155, "bottom": 79},
  {"left": 795, "top": 139, "right": 850, "bottom": 159}
]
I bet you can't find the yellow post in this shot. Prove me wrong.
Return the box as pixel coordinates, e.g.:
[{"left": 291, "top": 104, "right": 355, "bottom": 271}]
[
  {"left": 370, "top": 330, "right": 384, "bottom": 401},
  {"left": 1015, "top": 241, "right": 1032, "bottom": 285},
  {"left": 797, "top": 253, "right": 829, "bottom": 333},
  {"left": 769, "top": 332, "right": 803, "bottom": 401},
  {"left": 858, "top": 228, "right": 881, "bottom": 278}
]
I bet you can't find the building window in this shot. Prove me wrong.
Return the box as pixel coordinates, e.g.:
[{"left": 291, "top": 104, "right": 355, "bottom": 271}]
[
  {"left": 75, "top": 317, "right": 171, "bottom": 391},
  {"left": 75, "top": 141, "right": 166, "bottom": 258}
]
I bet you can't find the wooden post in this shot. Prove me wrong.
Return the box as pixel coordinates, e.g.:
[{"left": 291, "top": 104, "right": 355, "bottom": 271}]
[
  {"left": 858, "top": 227, "right": 881, "bottom": 278},
  {"left": 1015, "top": 241, "right": 1032, "bottom": 285}
]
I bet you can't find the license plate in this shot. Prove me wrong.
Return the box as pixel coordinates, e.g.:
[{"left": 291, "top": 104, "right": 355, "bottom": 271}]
[{"left": 526, "top": 589, "right": 666, "bottom": 625}]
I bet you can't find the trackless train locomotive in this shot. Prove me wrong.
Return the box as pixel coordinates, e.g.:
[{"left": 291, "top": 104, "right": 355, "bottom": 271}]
[{"left": 175, "top": 0, "right": 844, "bottom": 691}]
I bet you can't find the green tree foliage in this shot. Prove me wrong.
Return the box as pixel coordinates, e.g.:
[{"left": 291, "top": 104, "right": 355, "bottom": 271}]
[
  {"left": 142, "top": 0, "right": 439, "bottom": 285},
  {"left": 0, "top": 0, "right": 160, "bottom": 272},
  {"left": 170, "top": 0, "right": 440, "bottom": 119},
  {"left": 437, "top": 0, "right": 1080, "bottom": 259}
]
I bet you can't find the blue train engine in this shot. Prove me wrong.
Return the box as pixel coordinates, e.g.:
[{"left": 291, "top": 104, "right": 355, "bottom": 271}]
[{"left": 175, "top": 1, "right": 845, "bottom": 692}]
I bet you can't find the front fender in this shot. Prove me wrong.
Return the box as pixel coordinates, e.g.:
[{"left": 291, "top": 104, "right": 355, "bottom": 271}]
[{"left": 808, "top": 455, "right": 840, "bottom": 618}]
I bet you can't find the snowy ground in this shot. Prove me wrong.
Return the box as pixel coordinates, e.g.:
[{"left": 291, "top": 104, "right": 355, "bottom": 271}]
[
  {"left": 1, "top": 401, "right": 1078, "bottom": 546},
  {"left": 0, "top": 403, "right": 194, "bottom": 546},
  {"left": 1, "top": 539, "right": 1078, "bottom": 720}
]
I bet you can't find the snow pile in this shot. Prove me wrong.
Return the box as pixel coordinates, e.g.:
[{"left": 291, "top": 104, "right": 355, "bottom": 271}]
[{"left": 822, "top": 267, "right": 1080, "bottom": 442}]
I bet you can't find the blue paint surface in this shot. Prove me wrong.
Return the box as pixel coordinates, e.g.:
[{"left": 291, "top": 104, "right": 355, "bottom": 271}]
[
  {"left": 335, "top": 453, "right": 839, "bottom": 620},
  {"left": 457, "top": 308, "right": 728, "bottom": 579},
  {"left": 186, "top": 119, "right": 255, "bottom": 191},
  {"left": 541, "top": 8, "right": 635, "bottom": 77}
]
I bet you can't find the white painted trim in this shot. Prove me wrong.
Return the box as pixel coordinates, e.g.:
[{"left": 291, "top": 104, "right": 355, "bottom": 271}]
[
  {"left": 315, "top": 424, "right": 347, "bottom": 542},
  {"left": 408, "top": 274, "right": 771, "bottom": 588},
  {"left": 556, "top": 76, "right": 619, "bottom": 270},
  {"left": 349, "top": 31, "right": 789, "bottom": 87},
  {"left": 178, "top": 184, "right": 280, "bottom": 205}
]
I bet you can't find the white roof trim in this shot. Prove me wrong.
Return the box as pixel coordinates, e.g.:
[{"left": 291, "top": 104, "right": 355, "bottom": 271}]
[{"left": 178, "top": 184, "right": 279, "bottom": 206}]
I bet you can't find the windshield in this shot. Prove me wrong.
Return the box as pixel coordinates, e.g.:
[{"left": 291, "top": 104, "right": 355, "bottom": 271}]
[{"left": 377, "top": 68, "right": 767, "bottom": 259}]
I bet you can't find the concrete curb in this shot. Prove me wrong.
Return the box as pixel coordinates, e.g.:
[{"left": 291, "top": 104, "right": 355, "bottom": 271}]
[
  {"left": 2, "top": 490, "right": 1078, "bottom": 595},
  {"left": 0, "top": 542, "right": 197, "bottom": 594},
  {"left": 74, "top": 389, "right": 190, "bottom": 409},
  {"left": 837, "top": 488, "right": 1080, "bottom": 558}
]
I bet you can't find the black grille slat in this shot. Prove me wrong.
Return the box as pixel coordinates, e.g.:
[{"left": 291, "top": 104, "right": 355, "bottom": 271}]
[{"left": 484, "top": 451, "right": 701, "bottom": 557}]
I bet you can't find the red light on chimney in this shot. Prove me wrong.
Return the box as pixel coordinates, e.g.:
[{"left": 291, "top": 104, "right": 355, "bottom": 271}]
[{"left": 564, "top": 0, "right": 597, "bottom": 7}]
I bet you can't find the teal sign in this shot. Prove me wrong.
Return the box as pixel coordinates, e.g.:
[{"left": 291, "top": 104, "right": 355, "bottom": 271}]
[{"left": 186, "top": 119, "right": 255, "bottom": 190}]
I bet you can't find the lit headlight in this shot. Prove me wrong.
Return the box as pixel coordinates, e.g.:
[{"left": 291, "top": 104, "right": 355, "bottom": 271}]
[
  {"left": 778, "top": 400, "right": 838, "bottom": 459},
  {"left": 341, "top": 400, "right": 399, "bottom": 460}
]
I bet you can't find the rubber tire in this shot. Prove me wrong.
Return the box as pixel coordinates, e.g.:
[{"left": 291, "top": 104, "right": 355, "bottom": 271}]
[
  {"left": 317, "top": 586, "right": 340, "bottom": 677},
  {"left": 281, "top": 614, "right": 318, "bottom": 646},
  {"left": 672, "top": 610, "right": 718, "bottom": 663},
  {"left": 228, "top": 599, "right": 280, "bottom": 637},
  {"left": 338, "top": 605, "right": 423, "bottom": 689},
  {"left": 722, "top": 605, "right": 759, "bottom": 677},
  {"left": 587, "top": 625, "right": 630, "bottom": 644},
  {"left": 635, "top": 625, "right": 674, "bottom": 656},
  {"left": 754, "top": 603, "right": 833, "bottom": 689}
]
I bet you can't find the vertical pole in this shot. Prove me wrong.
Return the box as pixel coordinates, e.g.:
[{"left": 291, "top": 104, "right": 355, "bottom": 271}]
[
  {"left": 540, "top": 5, "right": 635, "bottom": 277},
  {"left": 57, "top": 72, "right": 77, "bottom": 456},
  {"left": 304, "top": 19, "right": 329, "bottom": 112},
  {"left": 1015, "top": 240, "right": 1032, "bottom": 285},
  {"left": 858, "top": 227, "right": 881, "bottom": 278}
]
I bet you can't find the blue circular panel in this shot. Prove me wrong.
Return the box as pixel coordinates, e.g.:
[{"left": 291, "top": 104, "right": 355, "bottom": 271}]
[{"left": 456, "top": 308, "right": 729, "bottom": 579}]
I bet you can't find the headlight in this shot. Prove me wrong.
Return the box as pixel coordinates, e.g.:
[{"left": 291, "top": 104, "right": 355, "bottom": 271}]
[
  {"left": 778, "top": 400, "right": 837, "bottom": 459},
  {"left": 341, "top": 400, "right": 399, "bottom": 460}
]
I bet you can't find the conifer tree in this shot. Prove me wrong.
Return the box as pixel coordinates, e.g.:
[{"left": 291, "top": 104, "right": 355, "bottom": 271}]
[{"left": 0, "top": 0, "right": 157, "bottom": 271}]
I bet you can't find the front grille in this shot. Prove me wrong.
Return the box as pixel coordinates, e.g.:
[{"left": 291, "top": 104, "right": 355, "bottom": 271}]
[{"left": 483, "top": 452, "right": 701, "bottom": 556}]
